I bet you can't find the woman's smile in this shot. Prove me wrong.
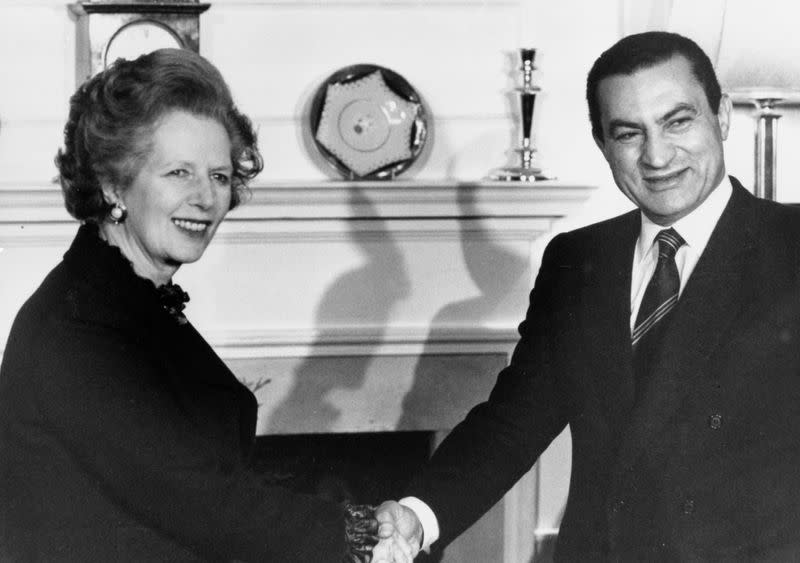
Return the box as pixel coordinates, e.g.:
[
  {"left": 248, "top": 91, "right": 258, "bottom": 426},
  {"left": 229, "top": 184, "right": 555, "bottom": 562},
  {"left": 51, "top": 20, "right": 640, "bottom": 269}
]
[{"left": 172, "top": 218, "right": 211, "bottom": 233}]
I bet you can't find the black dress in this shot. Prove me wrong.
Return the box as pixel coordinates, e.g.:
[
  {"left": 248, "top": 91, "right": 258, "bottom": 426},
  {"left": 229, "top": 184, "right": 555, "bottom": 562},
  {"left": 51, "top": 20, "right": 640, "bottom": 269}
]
[{"left": 0, "top": 223, "right": 348, "bottom": 561}]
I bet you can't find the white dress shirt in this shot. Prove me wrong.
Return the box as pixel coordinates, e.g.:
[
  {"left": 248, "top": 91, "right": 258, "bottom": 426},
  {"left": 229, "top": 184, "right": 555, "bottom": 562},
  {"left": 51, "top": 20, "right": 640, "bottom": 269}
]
[
  {"left": 630, "top": 178, "right": 732, "bottom": 330},
  {"left": 403, "top": 177, "right": 734, "bottom": 551}
]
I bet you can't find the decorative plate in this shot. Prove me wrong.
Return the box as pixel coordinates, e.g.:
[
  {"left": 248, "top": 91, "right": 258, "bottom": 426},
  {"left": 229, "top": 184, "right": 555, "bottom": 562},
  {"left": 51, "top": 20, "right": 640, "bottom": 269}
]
[{"left": 309, "top": 64, "right": 428, "bottom": 180}]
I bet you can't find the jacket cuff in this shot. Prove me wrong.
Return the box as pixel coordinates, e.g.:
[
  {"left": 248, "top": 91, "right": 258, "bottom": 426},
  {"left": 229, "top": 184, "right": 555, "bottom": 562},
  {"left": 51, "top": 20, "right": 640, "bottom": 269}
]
[{"left": 399, "top": 496, "right": 439, "bottom": 552}]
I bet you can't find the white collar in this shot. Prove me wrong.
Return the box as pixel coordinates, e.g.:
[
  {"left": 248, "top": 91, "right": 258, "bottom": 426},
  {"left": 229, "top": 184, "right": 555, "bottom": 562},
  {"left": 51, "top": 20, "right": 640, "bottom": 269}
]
[{"left": 637, "top": 176, "right": 733, "bottom": 259}]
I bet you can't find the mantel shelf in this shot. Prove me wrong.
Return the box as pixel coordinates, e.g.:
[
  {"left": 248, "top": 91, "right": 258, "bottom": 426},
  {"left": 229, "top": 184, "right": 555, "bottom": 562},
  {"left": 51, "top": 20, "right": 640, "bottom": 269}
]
[{"left": 0, "top": 180, "right": 595, "bottom": 224}]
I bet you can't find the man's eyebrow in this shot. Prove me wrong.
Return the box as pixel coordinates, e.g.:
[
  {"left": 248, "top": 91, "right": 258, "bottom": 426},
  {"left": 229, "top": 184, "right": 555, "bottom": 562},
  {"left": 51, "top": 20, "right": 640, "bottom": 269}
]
[
  {"left": 657, "top": 103, "right": 698, "bottom": 124},
  {"left": 607, "top": 103, "right": 699, "bottom": 136},
  {"left": 607, "top": 119, "right": 641, "bottom": 135}
]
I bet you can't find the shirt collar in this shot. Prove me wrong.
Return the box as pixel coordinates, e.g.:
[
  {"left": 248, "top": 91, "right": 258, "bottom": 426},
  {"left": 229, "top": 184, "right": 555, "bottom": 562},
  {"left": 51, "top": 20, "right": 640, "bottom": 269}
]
[{"left": 637, "top": 176, "right": 733, "bottom": 259}]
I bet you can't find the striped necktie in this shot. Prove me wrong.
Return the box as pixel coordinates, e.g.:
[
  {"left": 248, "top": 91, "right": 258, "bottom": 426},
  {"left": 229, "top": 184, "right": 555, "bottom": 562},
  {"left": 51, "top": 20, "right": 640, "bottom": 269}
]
[{"left": 632, "top": 228, "right": 685, "bottom": 367}]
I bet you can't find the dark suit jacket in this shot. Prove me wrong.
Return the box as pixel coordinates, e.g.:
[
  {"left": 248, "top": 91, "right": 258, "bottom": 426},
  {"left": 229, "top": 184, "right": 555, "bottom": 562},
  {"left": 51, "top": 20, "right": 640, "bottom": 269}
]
[
  {"left": 0, "top": 224, "right": 345, "bottom": 562},
  {"left": 408, "top": 178, "right": 800, "bottom": 561}
]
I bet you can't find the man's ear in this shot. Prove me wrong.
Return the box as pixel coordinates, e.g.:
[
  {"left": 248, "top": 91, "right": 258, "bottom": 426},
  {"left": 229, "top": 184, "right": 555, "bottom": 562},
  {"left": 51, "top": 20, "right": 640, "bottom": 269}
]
[{"left": 717, "top": 93, "right": 732, "bottom": 141}]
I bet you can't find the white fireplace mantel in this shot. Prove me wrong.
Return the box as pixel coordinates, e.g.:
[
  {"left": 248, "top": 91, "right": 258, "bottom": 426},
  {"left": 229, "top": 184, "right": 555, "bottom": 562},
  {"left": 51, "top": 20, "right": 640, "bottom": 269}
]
[
  {"left": 0, "top": 180, "right": 595, "bottom": 361},
  {"left": 0, "top": 178, "right": 595, "bottom": 376}
]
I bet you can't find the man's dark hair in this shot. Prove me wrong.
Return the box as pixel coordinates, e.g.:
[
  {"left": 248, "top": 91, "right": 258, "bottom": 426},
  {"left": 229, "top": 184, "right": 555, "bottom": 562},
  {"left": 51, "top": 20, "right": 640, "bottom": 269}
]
[{"left": 586, "top": 31, "right": 722, "bottom": 141}]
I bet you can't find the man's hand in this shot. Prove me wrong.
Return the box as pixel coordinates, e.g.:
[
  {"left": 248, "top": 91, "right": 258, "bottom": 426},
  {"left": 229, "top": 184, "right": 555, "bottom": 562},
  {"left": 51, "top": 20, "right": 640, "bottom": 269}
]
[
  {"left": 371, "top": 531, "right": 416, "bottom": 563},
  {"left": 372, "top": 500, "right": 423, "bottom": 562}
]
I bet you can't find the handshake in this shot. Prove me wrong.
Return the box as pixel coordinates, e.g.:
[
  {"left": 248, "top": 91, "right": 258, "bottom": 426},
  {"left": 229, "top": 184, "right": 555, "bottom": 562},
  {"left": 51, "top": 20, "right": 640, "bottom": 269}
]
[{"left": 346, "top": 501, "right": 425, "bottom": 563}]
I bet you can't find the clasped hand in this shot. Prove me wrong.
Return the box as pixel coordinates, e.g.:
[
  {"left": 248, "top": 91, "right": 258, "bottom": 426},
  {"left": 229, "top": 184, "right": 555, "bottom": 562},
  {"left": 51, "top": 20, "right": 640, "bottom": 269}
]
[{"left": 371, "top": 501, "right": 424, "bottom": 563}]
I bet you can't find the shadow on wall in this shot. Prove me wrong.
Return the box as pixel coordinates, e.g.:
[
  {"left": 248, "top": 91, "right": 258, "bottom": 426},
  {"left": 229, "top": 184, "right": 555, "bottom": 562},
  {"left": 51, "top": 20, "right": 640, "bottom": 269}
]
[
  {"left": 397, "top": 182, "right": 529, "bottom": 431},
  {"left": 262, "top": 179, "right": 532, "bottom": 560},
  {"left": 265, "top": 186, "right": 410, "bottom": 433},
  {"left": 397, "top": 183, "right": 530, "bottom": 563}
]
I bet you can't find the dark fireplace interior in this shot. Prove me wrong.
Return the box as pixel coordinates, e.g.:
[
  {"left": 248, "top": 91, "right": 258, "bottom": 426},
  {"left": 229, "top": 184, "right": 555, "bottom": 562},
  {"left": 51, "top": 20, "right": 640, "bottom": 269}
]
[{"left": 251, "top": 431, "right": 442, "bottom": 561}]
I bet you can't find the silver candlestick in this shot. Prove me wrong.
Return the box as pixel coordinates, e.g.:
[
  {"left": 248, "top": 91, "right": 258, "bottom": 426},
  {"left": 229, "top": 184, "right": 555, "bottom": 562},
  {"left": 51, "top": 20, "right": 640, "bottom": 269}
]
[{"left": 489, "top": 48, "right": 553, "bottom": 182}]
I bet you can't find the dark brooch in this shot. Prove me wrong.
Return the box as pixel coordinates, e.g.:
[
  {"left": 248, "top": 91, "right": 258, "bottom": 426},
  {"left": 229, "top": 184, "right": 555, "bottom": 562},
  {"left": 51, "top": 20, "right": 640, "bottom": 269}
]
[{"left": 157, "top": 282, "right": 190, "bottom": 325}]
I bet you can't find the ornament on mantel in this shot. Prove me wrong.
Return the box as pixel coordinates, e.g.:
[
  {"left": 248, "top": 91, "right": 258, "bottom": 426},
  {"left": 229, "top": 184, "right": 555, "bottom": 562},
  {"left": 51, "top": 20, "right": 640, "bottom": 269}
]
[
  {"left": 307, "top": 64, "right": 428, "bottom": 181},
  {"left": 489, "top": 48, "right": 554, "bottom": 182}
]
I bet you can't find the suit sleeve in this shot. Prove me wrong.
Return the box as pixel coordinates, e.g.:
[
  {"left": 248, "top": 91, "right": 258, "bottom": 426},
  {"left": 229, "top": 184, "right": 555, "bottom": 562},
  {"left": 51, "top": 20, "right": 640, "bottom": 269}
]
[
  {"left": 30, "top": 316, "right": 346, "bottom": 562},
  {"left": 406, "top": 233, "right": 575, "bottom": 546}
]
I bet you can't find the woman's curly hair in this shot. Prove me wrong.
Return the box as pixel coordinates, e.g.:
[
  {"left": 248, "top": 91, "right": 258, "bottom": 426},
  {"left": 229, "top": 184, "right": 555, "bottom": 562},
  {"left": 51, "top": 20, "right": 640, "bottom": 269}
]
[{"left": 56, "top": 48, "right": 263, "bottom": 223}]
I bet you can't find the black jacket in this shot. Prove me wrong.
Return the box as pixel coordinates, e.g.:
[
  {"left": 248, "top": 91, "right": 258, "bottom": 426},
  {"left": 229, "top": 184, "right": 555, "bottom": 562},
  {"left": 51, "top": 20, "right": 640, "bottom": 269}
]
[
  {"left": 408, "top": 179, "right": 800, "bottom": 561},
  {"left": 0, "top": 223, "right": 346, "bottom": 562}
]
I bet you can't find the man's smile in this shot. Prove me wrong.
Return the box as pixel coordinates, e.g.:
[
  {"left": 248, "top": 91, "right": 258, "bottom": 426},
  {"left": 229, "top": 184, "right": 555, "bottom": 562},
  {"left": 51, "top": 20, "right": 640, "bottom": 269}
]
[{"left": 642, "top": 168, "right": 689, "bottom": 190}]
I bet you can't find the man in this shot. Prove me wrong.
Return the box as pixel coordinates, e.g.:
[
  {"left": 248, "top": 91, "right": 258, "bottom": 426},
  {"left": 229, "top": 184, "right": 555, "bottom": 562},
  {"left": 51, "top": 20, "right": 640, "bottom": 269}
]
[{"left": 376, "top": 31, "right": 800, "bottom": 561}]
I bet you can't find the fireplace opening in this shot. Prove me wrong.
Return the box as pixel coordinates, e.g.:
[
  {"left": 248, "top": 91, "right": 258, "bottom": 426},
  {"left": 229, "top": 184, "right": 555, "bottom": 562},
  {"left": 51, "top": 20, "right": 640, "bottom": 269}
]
[{"left": 250, "top": 430, "right": 442, "bottom": 561}]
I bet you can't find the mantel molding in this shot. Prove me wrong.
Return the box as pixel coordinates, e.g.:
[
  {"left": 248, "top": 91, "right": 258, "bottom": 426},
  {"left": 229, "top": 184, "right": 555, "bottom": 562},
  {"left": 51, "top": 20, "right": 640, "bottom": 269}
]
[
  {"left": 0, "top": 180, "right": 595, "bottom": 226},
  {"left": 232, "top": 180, "right": 596, "bottom": 220},
  {"left": 208, "top": 325, "right": 520, "bottom": 359}
]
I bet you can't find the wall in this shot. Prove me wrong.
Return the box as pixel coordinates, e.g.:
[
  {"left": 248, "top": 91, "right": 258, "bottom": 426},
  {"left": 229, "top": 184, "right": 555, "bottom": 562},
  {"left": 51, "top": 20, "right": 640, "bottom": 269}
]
[
  {"left": 2, "top": 1, "right": 792, "bottom": 204},
  {"left": 0, "top": 0, "right": 630, "bottom": 203}
]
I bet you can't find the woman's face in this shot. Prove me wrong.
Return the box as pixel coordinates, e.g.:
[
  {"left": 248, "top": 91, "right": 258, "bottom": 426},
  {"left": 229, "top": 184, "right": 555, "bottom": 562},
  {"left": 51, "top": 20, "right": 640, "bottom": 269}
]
[{"left": 103, "top": 110, "right": 233, "bottom": 285}]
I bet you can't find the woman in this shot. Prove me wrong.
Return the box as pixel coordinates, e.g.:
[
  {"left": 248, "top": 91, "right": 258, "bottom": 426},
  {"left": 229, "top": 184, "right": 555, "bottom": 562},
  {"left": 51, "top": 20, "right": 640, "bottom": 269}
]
[{"left": 0, "top": 48, "right": 401, "bottom": 562}]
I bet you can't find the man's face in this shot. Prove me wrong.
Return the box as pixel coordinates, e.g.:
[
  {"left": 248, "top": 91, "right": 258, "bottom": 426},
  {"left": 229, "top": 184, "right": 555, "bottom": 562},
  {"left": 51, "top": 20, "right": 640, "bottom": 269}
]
[{"left": 594, "top": 55, "right": 731, "bottom": 225}]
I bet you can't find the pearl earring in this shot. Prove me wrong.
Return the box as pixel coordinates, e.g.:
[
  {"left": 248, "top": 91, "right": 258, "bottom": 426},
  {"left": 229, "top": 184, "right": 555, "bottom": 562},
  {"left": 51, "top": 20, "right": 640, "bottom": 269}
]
[{"left": 109, "top": 202, "right": 127, "bottom": 224}]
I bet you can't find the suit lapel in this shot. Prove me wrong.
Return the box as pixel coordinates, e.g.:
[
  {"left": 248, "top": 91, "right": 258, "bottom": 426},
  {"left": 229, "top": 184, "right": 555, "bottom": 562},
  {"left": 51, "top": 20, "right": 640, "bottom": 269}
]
[
  {"left": 654, "top": 182, "right": 757, "bottom": 386},
  {"left": 614, "top": 180, "right": 760, "bottom": 474}
]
